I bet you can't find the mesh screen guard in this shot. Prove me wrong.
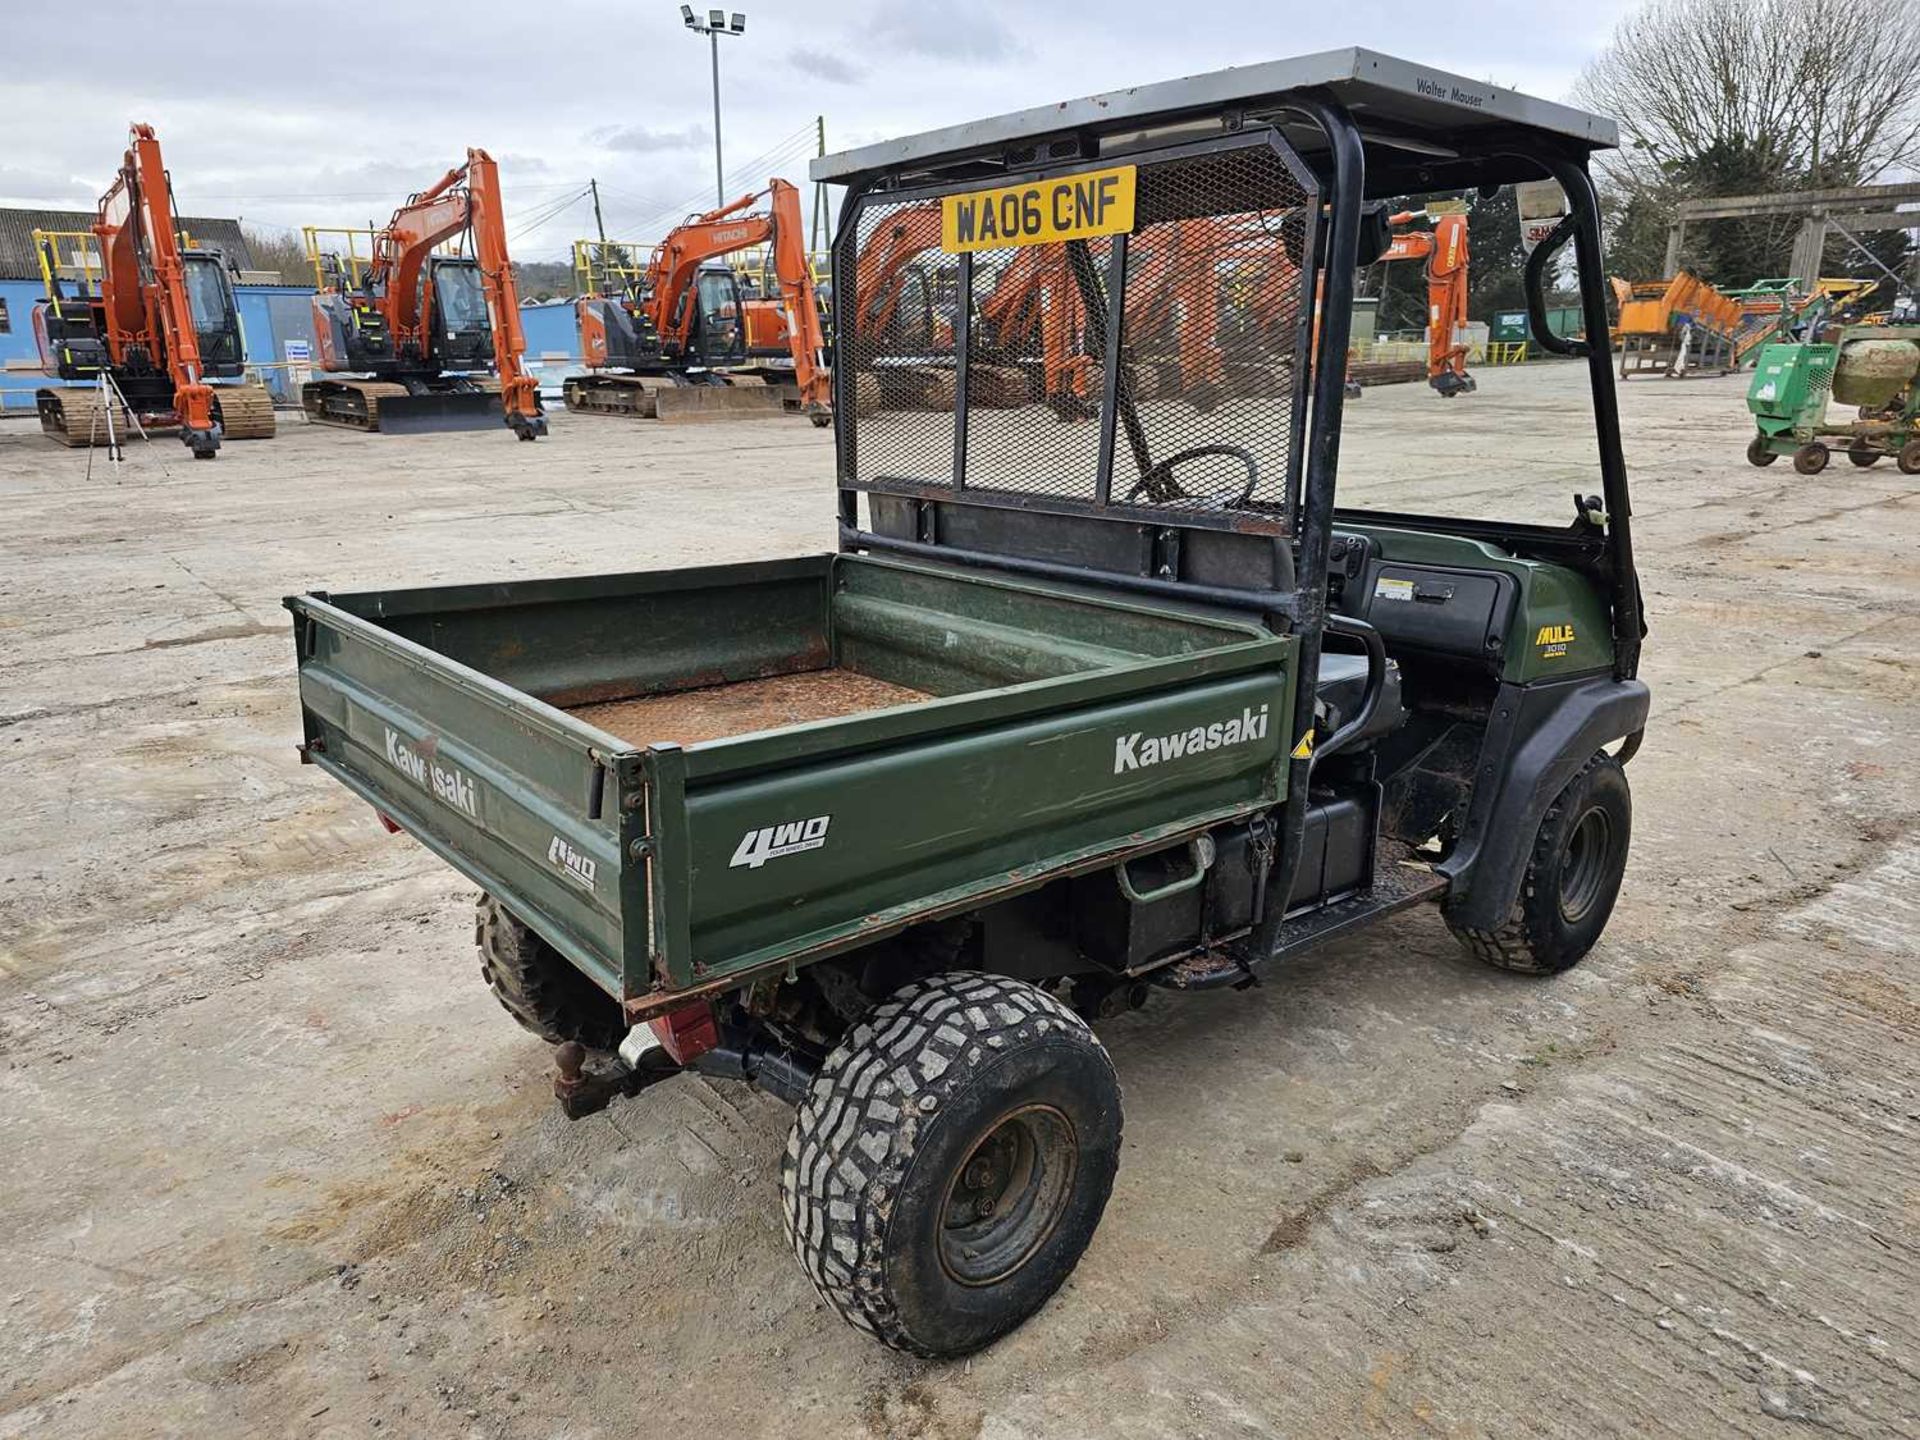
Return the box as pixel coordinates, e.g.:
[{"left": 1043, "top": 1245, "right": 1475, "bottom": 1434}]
[{"left": 834, "top": 131, "right": 1320, "bottom": 537}]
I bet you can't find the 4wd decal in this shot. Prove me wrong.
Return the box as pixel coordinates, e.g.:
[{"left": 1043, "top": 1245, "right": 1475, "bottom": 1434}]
[
  {"left": 731, "top": 815, "right": 831, "bottom": 869},
  {"left": 382, "top": 727, "right": 479, "bottom": 819},
  {"left": 547, "top": 835, "right": 597, "bottom": 891},
  {"left": 1113, "top": 703, "right": 1269, "bottom": 774}
]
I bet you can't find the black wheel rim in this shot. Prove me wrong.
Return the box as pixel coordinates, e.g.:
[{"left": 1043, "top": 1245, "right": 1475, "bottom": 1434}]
[
  {"left": 938, "top": 1103, "right": 1077, "bottom": 1287},
  {"left": 1558, "top": 805, "right": 1614, "bottom": 925}
]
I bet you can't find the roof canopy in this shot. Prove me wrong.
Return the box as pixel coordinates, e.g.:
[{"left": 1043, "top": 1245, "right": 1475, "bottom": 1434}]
[{"left": 814, "top": 48, "right": 1616, "bottom": 199}]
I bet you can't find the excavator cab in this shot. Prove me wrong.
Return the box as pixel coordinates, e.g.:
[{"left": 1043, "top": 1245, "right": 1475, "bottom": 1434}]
[
  {"left": 179, "top": 252, "right": 247, "bottom": 377},
  {"left": 683, "top": 262, "right": 749, "bottom": 368},
  {"left": 425, "top": 256, "right": 496, "bottom": 371}
]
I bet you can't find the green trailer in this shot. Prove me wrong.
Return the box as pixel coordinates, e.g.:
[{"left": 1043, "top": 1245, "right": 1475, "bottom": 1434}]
[
  {"left": 288, "top": 49, "right": 1649, "bottom": 1358},
  {"left": 1745, "top": 325, "right": 1920, "bottom": 474}
]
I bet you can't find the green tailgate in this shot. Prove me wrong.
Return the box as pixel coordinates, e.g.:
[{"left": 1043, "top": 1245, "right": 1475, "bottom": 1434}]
[
  {"left": 287, "top": 594, "right": 638, "bottom": 1000},
  {"left": 288, "top": 556, "right": 1295, "bottom": 1015}
]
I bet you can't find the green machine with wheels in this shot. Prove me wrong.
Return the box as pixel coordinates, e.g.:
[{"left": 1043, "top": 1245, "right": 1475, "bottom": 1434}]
[{"left": 1746, "top": 325, "right": 1920, "bottom": 474}]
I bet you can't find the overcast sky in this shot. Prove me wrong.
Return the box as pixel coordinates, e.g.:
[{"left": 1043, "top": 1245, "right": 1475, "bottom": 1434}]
[{"left": 1, "top": 1, "right": 1638, "bottom": 264}]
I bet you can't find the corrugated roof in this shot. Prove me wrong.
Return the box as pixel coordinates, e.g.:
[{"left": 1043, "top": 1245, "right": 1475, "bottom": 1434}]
[{"left": 0, "top": 208, "right": 255, "bottom": 281}]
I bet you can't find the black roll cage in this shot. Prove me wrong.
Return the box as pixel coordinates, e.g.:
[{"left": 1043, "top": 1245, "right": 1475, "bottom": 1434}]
[{"left": 828, "top": 87, "right": 1641, "bottom": 963}]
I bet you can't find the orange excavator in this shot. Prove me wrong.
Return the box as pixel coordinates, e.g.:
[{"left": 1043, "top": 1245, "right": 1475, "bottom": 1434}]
[
  {"left": 32, "top": 123, "right": 275, "bottom": 457},
  {"left": 977, "top": 245, "right": 1102, "bottom": 415},
  {"left": 1380, "top": 208, "right": 1474, "bottom": 396},
  {"left": 305, "top": 150, "right": 545, "bottom": 438},
  {"left": 850, "top": 210, "right": 1301, "bottom": 418},
  {"left": 849, "top": 207, "right": 1099, "bottom": 415},
  {"left": 568, "top": 179, "right": 830, "bottom": 425}
]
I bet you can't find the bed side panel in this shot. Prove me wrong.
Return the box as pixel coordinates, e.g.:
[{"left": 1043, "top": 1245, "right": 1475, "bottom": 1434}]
[{"left": 673, "top": 662, "right": 1292, "bottom": 983}]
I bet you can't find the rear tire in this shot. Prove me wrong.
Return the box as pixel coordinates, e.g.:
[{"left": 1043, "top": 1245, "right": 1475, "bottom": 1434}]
[
  {"left": 1746, "top": 435, "right": 1778, "bottom": 466},
  {"left": 781, "top": 972, "right": 1121, "bottom": 1357},
  {"left": 1898, "top": 440, "right": 1920, "bottom": 475},
  {"left": 1447, "top": 752, "right": 1632, "bottom": 975},
  {"left": 1848, "top": 441, "right": 1880, "bottom": 468},
  {"left": 474, "top": 894, "right": 626, "bottom": 1049}
]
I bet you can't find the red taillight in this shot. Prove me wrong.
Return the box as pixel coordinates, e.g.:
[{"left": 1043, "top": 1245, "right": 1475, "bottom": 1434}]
[{"left": 649, "top": 1000, "right": 720, "bottom": 1064}]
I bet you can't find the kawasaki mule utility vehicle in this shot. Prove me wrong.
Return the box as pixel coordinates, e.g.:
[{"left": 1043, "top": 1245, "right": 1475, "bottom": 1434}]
[{"left": 286, "top": 49, "right": 1648, "bottom": 1357}]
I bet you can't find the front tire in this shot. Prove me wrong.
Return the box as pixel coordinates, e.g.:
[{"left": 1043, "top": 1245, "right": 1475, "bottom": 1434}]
[
  {"left": 781, "top": 972, "right": 1121, "bottom": 1357},
  {"left": 1447, "top": 751, "right": 1632, "bottom": 975},
  {"left": 1793, "top": 442, "right": 1830, "bottom": 475},
  {"left": 474, "top": 895, "right": 626, "bottom": 1049},
  {"left": 1746, "top": 435, "right": 1778, "bottom": 467}
]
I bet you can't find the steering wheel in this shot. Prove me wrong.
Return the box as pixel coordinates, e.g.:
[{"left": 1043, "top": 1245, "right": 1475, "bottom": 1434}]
[{"left": 1125, "top": 443, "right": 1261, "bottom": 506}]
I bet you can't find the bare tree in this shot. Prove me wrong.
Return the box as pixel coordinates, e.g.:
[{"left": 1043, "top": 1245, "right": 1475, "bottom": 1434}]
[
  {"left": 1575, "top": 0, "right": 1920, "bottom": 281},
  {"left": 241, "top": 225, "right": 315, "bottom": 286}
]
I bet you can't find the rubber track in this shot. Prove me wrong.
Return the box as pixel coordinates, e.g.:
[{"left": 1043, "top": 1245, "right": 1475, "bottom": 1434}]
[
  {"left": 37, "top": 391, "right": 128, "bottom": 448},
  {"left": 780, "top": 971, "right": 1116, "bottom": 1354},
  {"left": 213, "top": 384, "right": 276, "bottom": 440}
]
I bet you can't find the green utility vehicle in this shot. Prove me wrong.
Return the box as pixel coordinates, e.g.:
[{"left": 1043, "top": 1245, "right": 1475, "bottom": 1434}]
[
  {"left": 1746, "top": 325, "right": 1920, "bottom": 474},
  {"left": 287, "top": 50, "right": 1648, "bottom": 1357}
]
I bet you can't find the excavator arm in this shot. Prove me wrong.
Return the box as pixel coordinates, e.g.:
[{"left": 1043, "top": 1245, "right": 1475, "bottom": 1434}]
[
  {"left": 97, "top": 125, "right": 219, "bottom": 453},
  {"left": 1382, "top": 209, "right": 1473, "bottom": 396},
  {"left": 852, "top": 202, "right": 945, "bottom": 344},
  {"left": 359, "top": 150, "right": 545, "bottom": 439}
]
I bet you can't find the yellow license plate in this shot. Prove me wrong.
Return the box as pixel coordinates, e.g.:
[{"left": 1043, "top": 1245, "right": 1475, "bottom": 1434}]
[{"left": 941, "top": 165, "right": 1138, "bottom": 254}]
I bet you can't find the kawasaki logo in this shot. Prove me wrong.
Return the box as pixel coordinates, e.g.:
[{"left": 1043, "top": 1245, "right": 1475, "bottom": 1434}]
[
  {"left": 382, "top": 727, "right": 479, "bottom": 818},
  {"left": 1114, "top": 704, "right": 1269, "bottom": 774},
  {"left": 547, "top": 835, "right": 597, "bottom": 890},
  {"left": 730, "top": 814, "right": 831, "bottom": 869}
]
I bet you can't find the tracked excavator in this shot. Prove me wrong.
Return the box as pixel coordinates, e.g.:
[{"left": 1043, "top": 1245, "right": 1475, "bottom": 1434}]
[
  {"left": 854, "top": 210, "right": 1297, "bottom": 418},
  {"left": 567, "top": 179, "right": 830, "bottom": 424},
  {"left": 850, "top": 203, "right": 1094, "bottom": 416},
  {"left": 1379, "top": 206, "right": 1474, "bottom": 395},
  {"left": 304, "top": 151, "right": 545, "bottom": 438},
  {"left": 32, "top": 124, "right": 275, "bottom": 457}
]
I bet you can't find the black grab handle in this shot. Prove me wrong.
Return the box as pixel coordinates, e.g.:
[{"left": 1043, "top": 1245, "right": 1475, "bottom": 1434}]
[{"left": 1525, "top": 212, "right": 1587, "bottom": 358}]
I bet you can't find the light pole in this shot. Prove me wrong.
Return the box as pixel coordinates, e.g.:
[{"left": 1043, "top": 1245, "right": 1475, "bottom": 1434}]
[{"left": 681, "top": 6, "right": 745, "bottom": 208}]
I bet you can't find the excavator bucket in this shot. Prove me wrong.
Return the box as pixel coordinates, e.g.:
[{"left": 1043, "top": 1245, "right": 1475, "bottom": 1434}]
[{"left": 371, "top": 390, "right": 504, "bottom": 436}]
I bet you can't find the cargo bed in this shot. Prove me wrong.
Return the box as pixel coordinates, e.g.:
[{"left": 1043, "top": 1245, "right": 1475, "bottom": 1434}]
[{"left": 286, "top": 555, "right": 1296, "bottom": 1018}]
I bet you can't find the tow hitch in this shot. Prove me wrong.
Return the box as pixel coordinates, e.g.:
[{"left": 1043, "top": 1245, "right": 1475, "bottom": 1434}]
[{"left": 551, "top": 1023, "right": 820, "bottom": 1119}]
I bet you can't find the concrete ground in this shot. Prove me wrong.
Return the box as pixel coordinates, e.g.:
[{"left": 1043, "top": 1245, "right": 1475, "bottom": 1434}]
[{"left": 1, "top": 366, "right": 1915, "bottom": 1438}]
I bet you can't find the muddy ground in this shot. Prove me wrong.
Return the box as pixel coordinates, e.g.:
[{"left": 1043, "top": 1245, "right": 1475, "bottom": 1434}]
[{"left": 1, "top": 367, "right": 1915, "bottom": 1438}]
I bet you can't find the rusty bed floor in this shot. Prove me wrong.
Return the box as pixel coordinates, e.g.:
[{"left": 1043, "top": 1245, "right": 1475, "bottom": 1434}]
[{"left": 567, "top": 668, "right": 931, "bottom": 747}]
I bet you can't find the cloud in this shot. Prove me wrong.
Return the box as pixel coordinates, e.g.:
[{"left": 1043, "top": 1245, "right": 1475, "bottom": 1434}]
[
  {"left": 593, "top": 124, "right": 711, "bottom": 154},
  {"left": 0, "top": 2, "right": 1624, "bottom": 264},
  {"left": 868, "top": 0, "right": 1019, "bottom": 60},
  {"left": 0, "top": 165, "right": 97, "bottom": 206},
  {"left": 793, "top": 45, "right": 865, "bottom": 84}
]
